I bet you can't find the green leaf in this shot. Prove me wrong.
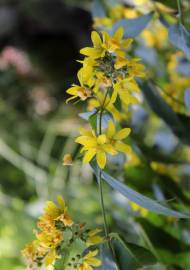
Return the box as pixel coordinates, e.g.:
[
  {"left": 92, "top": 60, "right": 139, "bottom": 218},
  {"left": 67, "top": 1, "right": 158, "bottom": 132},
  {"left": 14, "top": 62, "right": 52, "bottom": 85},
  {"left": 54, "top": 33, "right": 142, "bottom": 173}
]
[
  {"left": 140, "top": 81, "right": 190, "bottom": 145},
  {"left": 91, "top": 0, "right": 107, "bottom": 18},
  {"left": 155, "top": 0, "right": 177, "bottom": 9},
  {"left": 89, "top": 112, "right": 98, "bottom": 130},
  {"left": 91, "top": 161, "right": 189, "bottom": 218},
  {"left": 184, "top": 88, "right": 190, "bottom": 112},
  {"left": 169, "top": 23, "right": 190, "bottom": 60},
  {"left": 97, "top": 244, "right": 117, "bottom": 270},
  {"left": 79, "top": 109, "right": 97, "bottom": 121},
  {"left": 110, "top": 233, "right": 157, "bottom": 270},
  {"left": 110, "top": 12, "right": 153, "bottom": 38}
]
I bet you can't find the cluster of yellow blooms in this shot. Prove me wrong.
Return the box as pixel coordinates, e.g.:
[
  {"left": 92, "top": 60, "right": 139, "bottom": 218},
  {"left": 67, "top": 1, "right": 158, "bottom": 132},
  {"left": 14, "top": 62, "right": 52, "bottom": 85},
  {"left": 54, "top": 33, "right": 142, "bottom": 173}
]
[
  {"left": 162, "top": 52, "right": 190, "bottom": 114},
  {"left": 66, "top": 27, "right": 145, "bottom": 169},
  {"left": 22, "top": 196, "right": 103, "bottom": 270}
]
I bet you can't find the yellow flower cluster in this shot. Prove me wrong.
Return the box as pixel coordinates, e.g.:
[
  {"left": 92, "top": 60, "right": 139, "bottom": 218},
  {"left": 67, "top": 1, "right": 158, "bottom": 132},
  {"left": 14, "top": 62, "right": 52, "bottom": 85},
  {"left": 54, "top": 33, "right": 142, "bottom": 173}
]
[
  {"left": 76, "top": 121, "right": 131, "bottom": 169},
  {"left": 93, "top": 4, "right": 139, "bottom": 29},
  {"left": 66, "top": 27, "right": 145, "bottom": 169},
  {"left": 162, "top": 52, "right": 190, "bottom": 114},
  {"left": 22, "top": 196, "right": 103, "bottom": 270}
]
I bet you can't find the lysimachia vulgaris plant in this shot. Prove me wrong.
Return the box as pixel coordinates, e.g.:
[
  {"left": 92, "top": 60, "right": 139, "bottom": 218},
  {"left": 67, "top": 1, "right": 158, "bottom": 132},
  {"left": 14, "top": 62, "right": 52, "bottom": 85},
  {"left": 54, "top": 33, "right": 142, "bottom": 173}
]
[
  {"left": 23, "top": 0, "right": 190, "bottom": 269},
  {"left": 22, "top": 196, "right": 103, "bottom": 270}
]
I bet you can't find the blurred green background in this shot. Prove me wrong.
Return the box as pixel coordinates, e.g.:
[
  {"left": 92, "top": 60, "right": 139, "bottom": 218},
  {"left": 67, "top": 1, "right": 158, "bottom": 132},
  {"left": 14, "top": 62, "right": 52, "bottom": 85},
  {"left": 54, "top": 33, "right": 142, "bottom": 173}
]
[{"left": 1, "top": 1, "right": 190, "bottom": 270}]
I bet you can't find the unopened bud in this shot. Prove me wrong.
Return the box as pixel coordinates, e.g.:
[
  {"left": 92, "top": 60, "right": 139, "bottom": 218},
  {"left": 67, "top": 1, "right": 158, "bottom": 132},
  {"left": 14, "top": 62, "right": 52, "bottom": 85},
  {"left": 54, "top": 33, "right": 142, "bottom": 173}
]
[{"left": 63, "top": 154, "right": 73, "bottom": 166}]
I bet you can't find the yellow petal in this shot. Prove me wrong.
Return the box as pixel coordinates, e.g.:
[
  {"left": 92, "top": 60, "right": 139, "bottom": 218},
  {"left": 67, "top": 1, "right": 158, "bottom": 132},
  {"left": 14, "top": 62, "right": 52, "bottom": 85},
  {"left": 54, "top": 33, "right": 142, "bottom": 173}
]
[
  {"left": 75, "top": 136, "right": 97, "bottom": 147},
  {"left": 96, "top": 151, "right": 106, "bottom": 169},
  {"left": 44, "top": 249, "right": 56, "bottom": 266},
  {"left": 57, "top": 196, "right": 65, "bottom": 210},
  {"left": 80, "top": 47, "right": 103, "bottom": 59},
  {"left": 66, "top": 95, "right": 77, "bottom": 103},
  {"left": 115, "top": 142, "right": 131, "bottom": 154},
  {"left": 114, "top": 27, "right": 124, "bottom": 41},
  {"left": 122, "top": 38, "right": 133, "bottom": 49},
  {"left": 106, "top": 121, "right": 115, "bottom": 138},
  {"left": 91, "top": 31, "right": 102, "bottom": 47},
  {"left": 66, "top": 86, "right": 79, "bottom": 95},
  {"left": 109, "top": 88, "right": 118, "bottom": 104},
  {"left": 102, "top": 144, "right": 117, "bottom": 155},
  {"left": 114, "top": 128, "right": 131, "bottom": 140},
  {"left": 86, "top": 257, "right": 102, "bottom": 267},
  {"left": 83, "top": 149, "right": 96, "bottom": 164},
  {"left": 83, "top": 250, "right": 98, "bottom": 259},
  {"left": 97, "top": 134, "right": 107, "bottom": 145}
]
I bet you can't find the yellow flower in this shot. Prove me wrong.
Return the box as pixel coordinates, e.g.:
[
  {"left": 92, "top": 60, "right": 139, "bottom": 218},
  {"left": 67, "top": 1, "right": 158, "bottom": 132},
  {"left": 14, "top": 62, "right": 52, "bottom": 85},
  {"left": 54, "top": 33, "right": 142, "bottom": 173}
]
[
  {"left": 66, "top": 70, "right": 92, "bottom": 103},
  {"left": 43, "top": 196, "right": 73, "bottom": 226},
  {"left": 126, "top": 58, "right": 145, "bottom": 78},
  {"left": 141, "top": 23, "right": 168, "bottom": 49},
  {"left": 93, "top": 72, "right": 112, "bottom": 93},
  {"left": 78, "top": 57, "right": 96, "bottom": 87},
  {"left": 114, "top": 51, "right": 145, "bottom": 78},
  {"left": 112, "top": 78, "right": 140, "bottom": 106},
  {"left": 63, "top": 153, "right": 73, "bottom": 166},
  {"left": 130, "top": 202, "right": 148, "bottom": 217},
  {"left": 36, "top": 228, "right": 63, "bottom": 249},
  {"left": 106, "top": 121, "right": 131, "bottom": 155},
  {"left": 80, "top": 27, "right": 131, "bottom": 59},
  {"left": 22, "top": 241, "right": 38, "bottom": 267},
  {"left": 78, "top": 250, "right": 102, "bottom": 270},
  {"left": 93, "top": 17, "right": 113, "bottom": 28},
  {"left": 34, "top": 226, "right": 63, "bottom": 266},
  {"left": 86, "top": 229, "right": 103, "bottom": 246},
  {"left": 75, "top": 128, "right": 117, "bottom": 169},
  {"left": 87, "top": 92, "right": 122, "bottom": 121}
]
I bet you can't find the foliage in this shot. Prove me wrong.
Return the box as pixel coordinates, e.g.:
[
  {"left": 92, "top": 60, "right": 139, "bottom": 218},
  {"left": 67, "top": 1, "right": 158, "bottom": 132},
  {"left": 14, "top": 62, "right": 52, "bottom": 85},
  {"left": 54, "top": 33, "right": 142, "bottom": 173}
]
[{"left": 1, "top": 0, "right": 190, "bottom": 270}]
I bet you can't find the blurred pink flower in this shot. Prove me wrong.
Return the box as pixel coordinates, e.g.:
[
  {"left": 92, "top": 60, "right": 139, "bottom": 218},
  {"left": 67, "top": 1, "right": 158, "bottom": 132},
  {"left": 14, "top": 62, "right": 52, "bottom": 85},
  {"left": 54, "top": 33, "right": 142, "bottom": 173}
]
[{"left": 0, "top": 46, "right": 32, "bottom": 75}]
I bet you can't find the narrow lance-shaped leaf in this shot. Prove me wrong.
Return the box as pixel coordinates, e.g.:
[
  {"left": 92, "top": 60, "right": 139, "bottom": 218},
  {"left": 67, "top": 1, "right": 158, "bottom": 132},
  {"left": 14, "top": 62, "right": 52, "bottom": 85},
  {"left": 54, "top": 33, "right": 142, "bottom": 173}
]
[
  {"left": 110, "top": 12, "right": 153, "bottom": 38},
  {"left": 91, "top": 161, "right": 189, "bottom": 218},
  {"left": 110, "top": 233, "right": 157, "bottom": 270},
  {"left": 184, "top": 88, "right": 190, "bottom": 112},
  {"left": 91, "top": 0, "right": 107, "bottom": 18},
  {"left": 140, "top": 80, "right": 190, "bottom": 145},
  {"left": 169, "top": 23, "right": 190, "bottom": 60}
]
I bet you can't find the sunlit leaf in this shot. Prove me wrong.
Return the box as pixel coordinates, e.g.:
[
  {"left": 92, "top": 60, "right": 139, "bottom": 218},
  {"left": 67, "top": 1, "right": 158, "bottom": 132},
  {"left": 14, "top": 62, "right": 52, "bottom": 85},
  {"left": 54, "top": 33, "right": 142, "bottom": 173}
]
[
  {"left": 140, "top": 81, "right": 190, "bottom": 145},
  {"left": 110, "top": 13, "right": 153, "bottom": 38},
  {"left": 91, "top": 161, "right": 189, "bottom": 218},
  {"left": 110, "top": 233, "right": 157, "bottom": 270},
  {"left": 169, "top": 23, "right": 190, "bottom": 60},
  {"left": 184, "top": 88, "right": 190, "bottom": 112}
]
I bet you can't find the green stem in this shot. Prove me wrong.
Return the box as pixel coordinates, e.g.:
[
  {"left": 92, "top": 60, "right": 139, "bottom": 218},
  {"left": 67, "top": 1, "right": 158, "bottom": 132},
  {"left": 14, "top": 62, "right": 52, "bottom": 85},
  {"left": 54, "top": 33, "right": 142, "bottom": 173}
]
[
  {"left": 97, "top": 88, "right": 120, "bottom": 270},
  {"left": 177, "top": 0, "right": 183, "bottom": 24},
  {"left": 98, "top": 170, "right": 109, "bottom": 238}
]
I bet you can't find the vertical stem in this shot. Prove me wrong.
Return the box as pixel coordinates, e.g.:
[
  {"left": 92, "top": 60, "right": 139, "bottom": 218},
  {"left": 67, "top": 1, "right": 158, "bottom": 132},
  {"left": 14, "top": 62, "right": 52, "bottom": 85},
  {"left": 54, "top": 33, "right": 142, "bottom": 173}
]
[
  {"left": 177, "top": 0, "right": 183, "bottom": 24},
  {"left": 98, "top": 170, "right": 109, "bottom": 238},
  {"left": 97, "top": 90, "right": 120, "bottom": 270}
]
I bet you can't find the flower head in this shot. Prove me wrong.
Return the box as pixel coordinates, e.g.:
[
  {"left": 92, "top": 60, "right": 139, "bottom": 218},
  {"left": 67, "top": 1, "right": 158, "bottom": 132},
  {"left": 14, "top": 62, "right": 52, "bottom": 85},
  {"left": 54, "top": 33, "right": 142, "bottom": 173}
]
[
  {"left": 80, "top": 27, "right": 132, "bottom": 59},
  {"left": 66, "top": 70, "right": 92, "bottom": 103},
  {"left": 78, "top": 250, "right": 102, "bottom": 270},
  {"left": 106, "top": 121, "right": 131, "bottom": 154},
  {"left": 42, "top": 196, "right": 73, "bottom": 226},
  {"left": 86, "top": 229, "right": 103, "bottom": 246},
  {"left": 63, "top": 153, "right": 73, "bottom": 166},
  {"left": 75, "top": 128, "right": 117, "bottom": 169}
]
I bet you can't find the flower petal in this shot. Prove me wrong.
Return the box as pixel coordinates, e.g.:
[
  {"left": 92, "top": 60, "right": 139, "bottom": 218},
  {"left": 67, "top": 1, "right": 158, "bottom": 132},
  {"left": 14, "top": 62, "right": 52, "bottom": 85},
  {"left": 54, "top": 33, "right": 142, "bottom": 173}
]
[
  {"left": 115, "top": 142, "right": 131, "bottom": 154},
  {"left": 114, "top": 27, "right": 124, "bottom": 41},
  {"left": 102, "top": 144, "right": 117, "bottom": 155},
  {"left": 106, "top": 121, "right": 115, "bottom": 138},
  {"left": 83, "top": 149, "right": 96, "bottom": 164},
  {"left": 96, "top": 151, "right": 106, "bottom": 169},
  {"left": 97, "top": 134, "right": 107, "bottom": 144},
  {"left": 91, "top": 31, "right": 102, "bottom": 47},
  {"left": 114, "top": 128, "right": 131, "bottom": 140}
]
